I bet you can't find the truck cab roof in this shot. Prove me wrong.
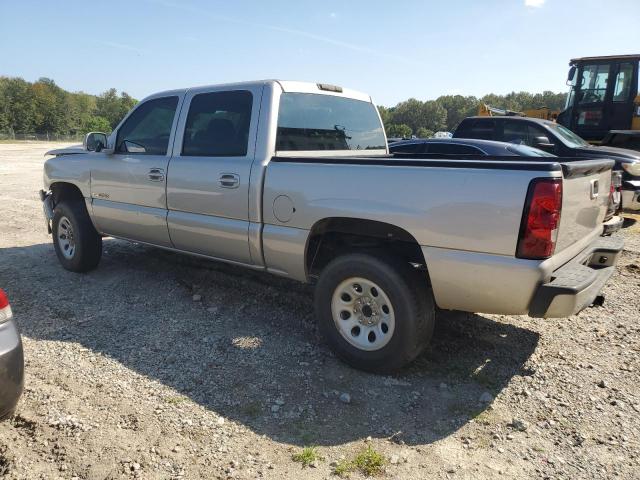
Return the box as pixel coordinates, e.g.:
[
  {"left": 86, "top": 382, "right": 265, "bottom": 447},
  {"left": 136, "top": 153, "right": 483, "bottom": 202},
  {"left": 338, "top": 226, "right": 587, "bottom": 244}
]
[{"left": 141, "top": 80, "right": 372, "bottom": 104}]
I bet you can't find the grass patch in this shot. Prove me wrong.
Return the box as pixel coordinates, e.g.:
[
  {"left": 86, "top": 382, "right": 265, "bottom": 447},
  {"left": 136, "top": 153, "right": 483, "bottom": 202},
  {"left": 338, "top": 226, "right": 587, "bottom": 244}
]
[
  {"left": 333, "top": 446, "right": 386, "bottom": 477},
  {"left": 292, "top": 446, "right": 321, "bottom": 467},
  {"left": 334, "top": 459, "right": 353, "bottom": 477}
]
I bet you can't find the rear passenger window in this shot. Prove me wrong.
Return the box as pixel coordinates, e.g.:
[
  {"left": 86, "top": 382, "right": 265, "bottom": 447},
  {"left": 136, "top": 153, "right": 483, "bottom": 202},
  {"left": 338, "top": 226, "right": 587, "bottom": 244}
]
[
  {"left": 182, "top": 91, "right": 252, "bottom": 157},
  {"left": 457, "top": 120, "right": 495, "bottom": 140},
  {"left": 426, "top": 143, "right": 483, "bottom": 155}
]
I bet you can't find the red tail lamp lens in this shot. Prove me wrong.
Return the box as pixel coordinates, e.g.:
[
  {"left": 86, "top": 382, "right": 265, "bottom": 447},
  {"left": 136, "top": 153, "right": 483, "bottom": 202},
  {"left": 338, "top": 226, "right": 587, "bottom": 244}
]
[{"left": 517, "top": 178, "right": 563, "bottom": 259}]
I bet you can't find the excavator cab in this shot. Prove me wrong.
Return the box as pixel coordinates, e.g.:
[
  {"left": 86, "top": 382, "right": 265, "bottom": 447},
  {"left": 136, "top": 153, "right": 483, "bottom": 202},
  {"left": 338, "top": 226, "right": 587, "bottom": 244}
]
[{"left": 557, "top": 55, "right": 640, "bottom": 147}]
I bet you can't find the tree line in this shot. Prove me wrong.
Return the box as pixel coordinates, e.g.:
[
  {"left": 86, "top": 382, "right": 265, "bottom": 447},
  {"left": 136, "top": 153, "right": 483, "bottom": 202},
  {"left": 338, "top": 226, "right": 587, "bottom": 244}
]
[
  {"left": 0, "top": 76, "right": 137, "bottom": 137},
  {"left": 0, "top": 75, "right": 568, "bottom": 139},
  {"left": 379, "top": 90, "right": 567, "bottom": 138}
]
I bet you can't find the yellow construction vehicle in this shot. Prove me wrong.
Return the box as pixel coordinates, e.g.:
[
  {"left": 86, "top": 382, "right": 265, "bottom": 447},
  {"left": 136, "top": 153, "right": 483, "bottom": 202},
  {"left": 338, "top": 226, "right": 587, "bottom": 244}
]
[
  {"left": 478, "top": 104, "right": 559, "bottom": 121},
  {"left": 479, "top": 55, "right": 640, "bottom": 150},
  {"left": 557, "top": 55, "right": 640, "bottom": 149}
]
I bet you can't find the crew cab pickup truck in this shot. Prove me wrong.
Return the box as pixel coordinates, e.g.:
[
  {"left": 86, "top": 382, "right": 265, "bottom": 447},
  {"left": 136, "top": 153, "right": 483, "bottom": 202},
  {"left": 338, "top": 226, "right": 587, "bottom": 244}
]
[{"left": 41, "top": 80, "right": 623, "bottom": 372}]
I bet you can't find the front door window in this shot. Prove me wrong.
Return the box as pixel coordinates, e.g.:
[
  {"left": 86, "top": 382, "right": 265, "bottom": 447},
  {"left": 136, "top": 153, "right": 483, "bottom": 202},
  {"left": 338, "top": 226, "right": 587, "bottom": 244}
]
[
  {"left": 578, "top": 64, "right": 610, "bottom": 104},
  {"left": 116, "top": 97, "right": 179, "bottom": 155}
]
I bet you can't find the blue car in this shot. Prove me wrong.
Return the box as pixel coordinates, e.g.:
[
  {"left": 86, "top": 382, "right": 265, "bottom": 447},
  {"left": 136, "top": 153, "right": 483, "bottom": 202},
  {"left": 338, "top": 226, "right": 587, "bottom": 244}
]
[{"left": 389, "top": 138, "right": 552, "bottom": 156}]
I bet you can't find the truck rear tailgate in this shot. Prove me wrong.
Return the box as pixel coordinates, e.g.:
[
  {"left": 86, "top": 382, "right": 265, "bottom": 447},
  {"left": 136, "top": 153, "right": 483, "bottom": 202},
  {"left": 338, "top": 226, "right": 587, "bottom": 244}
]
[{"left": 554, "top": 159, "right": 615, "bottom": 254}]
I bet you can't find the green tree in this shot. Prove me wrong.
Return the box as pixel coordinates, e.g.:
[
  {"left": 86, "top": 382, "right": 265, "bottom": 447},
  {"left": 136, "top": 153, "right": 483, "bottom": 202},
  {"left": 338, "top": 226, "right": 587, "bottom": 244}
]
[
  {"left": 96, "top": 88, "right": 137, "bottom": 129},
  {"left": 386, "top": 123, "right": 412, "bottom": 138},
  {"left": 83, "top": 115, "right": 112, "bottom": 133},
  {"left": 0, "top": 77, "right": 36, "bottom": 133},
  {"left": 390, "top": 98, "right": 447, "bottom": 134},
  {"left": 435, "top": 95, "right": 479, "bottom": 131},
  {"left": 416, "top": 127, "right": 433, "bottom": 138}
]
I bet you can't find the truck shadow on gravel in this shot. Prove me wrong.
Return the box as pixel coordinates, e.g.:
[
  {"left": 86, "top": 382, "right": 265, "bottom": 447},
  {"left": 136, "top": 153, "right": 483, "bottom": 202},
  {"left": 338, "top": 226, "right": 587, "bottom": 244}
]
[{"left": 2, "top": 239, "right": 540, "bottom": 447}]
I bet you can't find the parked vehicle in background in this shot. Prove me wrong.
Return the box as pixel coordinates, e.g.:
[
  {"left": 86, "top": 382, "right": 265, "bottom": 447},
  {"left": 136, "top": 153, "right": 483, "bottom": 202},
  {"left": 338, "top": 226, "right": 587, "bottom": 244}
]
[
  {"left": 389, "top": 138, "right": 553, "bottom": 156},
  {"left": 557, "top": 55, "right": 640, "bottom": 148},
  {"left": 453, "top": 116, "right": 640, "bottom": 212},
  {"left": 432, "top": 131, "right": 453, "bottom": 138},
  {"left": 41, "top": 80, "right": 622, "bottom": 372},
  {"left": 0, "top": 289, "right": 24, "bottom": 420}
]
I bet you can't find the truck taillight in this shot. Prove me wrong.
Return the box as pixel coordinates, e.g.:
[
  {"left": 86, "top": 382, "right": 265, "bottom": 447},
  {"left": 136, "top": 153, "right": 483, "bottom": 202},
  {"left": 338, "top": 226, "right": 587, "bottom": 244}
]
[
  {"left": 516, "top": 178, "right": 563, "bottom": 260},
  {"left": 0, "top": 289, "right": 12, "bottom": 323}
]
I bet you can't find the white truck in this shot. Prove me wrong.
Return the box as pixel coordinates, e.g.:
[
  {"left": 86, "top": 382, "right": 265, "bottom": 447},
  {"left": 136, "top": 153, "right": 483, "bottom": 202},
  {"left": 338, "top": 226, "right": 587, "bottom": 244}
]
[{"left": 41, "top": 80, "right": 623, "bottom": 372}]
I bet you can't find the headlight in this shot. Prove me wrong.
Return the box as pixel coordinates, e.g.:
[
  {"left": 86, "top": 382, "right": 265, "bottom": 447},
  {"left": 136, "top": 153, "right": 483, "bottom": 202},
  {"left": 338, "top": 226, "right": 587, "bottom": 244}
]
[{"left": 621, "top": 162, "right": 640, "bottom": 176}]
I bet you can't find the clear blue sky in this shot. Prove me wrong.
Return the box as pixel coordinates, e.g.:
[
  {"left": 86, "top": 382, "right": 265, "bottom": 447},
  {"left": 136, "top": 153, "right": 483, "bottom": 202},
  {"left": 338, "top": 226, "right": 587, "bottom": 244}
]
[{"left": 1, "top": 0, "right": 638, "bottom": 106}]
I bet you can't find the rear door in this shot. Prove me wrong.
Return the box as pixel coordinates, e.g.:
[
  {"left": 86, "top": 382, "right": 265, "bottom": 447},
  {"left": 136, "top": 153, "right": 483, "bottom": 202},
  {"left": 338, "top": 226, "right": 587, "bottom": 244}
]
[
  {"left": 166, "top": 85, "right": 262, "bottom": 264},
  {"left": 91, "top": 95, "right": 182, "bottom": 246}
]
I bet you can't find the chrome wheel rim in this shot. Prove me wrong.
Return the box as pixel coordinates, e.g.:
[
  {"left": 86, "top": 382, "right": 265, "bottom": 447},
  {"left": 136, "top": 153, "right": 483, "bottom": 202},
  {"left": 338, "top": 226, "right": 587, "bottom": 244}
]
[
  {"left": 331, "top": 277, "right": 396, "bottom": 351},
  {"left": 57, "top": 216, "right": 76, "bottom": 259}
]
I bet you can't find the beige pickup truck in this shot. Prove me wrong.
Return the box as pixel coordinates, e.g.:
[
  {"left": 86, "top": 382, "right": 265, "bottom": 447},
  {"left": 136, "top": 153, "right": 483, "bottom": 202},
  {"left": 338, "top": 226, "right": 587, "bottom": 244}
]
[{"left": 40, "top": 80, "right": 623, "bottom": 372}]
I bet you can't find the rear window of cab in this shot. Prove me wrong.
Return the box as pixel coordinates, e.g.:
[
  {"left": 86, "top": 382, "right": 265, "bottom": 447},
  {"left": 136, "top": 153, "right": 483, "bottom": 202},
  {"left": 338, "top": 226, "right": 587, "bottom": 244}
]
[{"left": 276, "top": 93, "right": 386, "bottom": 151}]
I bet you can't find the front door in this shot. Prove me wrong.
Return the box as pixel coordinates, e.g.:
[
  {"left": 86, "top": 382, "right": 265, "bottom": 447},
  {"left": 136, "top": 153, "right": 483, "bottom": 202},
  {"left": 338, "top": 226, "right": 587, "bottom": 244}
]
[
  {"left": 166, "top": 86, "right": 262, "bottom": 264},
  {"left": 572, "top": 63, "right": 611, "bottom": 141},
  {"left": 608, "top": 61, "right": 638, "bottom": 131},
  {"left": 91, "top": 95, "right": 182, "bottom": 246}
]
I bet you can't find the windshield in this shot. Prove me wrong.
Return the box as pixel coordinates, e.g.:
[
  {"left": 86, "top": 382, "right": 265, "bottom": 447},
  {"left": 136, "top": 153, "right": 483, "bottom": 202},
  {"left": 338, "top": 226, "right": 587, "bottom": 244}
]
[
  {"left": 547, "top": 123, "right": 590, "bottom": 148},
  {"left": 276, "top": 93, "right": 386, "bottom": 151},
  {"left": 506, "top": 144, "right": 553, "bottom": 157}
]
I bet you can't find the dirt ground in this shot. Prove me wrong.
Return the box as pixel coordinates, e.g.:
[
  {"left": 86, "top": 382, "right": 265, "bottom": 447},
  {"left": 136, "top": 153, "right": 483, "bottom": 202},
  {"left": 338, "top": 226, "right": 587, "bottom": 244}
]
[{"left": 0, "top": 142, "right": 639, "bottom": 480}]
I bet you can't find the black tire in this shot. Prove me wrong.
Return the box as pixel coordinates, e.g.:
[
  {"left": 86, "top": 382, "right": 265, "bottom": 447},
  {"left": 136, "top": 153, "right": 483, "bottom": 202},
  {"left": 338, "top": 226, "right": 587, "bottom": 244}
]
[
  {"left": 52, "top": 199, "right": 102, "bottom": 272},
  {"left": 314, "top": 253, "right": 435, "bottom": 373}
]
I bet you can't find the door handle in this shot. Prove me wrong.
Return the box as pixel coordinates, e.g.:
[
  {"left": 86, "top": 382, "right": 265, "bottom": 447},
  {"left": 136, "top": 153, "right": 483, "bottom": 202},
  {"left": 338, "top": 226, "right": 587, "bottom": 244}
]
[
  {"left": 148, "top": 168, "right": 165, "bottom": 182},
  {"left": 219, "top": 173, "right": 240, "bottom": 188}
]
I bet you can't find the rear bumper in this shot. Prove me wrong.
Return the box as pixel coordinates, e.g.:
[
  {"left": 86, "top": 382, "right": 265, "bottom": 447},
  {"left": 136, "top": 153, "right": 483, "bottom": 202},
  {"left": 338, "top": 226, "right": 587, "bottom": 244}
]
[
  {"left": 0, "top": 319, "right": 24, "bottom": 420},
  {"left": 422, "top": 234, "right": 623, "bottom": 318},
  {"left": 529, "top": 236, "right": 624, "bottom": 318},
  {"left": 602, "top": 215, "right": 624, "bottom": 235}
]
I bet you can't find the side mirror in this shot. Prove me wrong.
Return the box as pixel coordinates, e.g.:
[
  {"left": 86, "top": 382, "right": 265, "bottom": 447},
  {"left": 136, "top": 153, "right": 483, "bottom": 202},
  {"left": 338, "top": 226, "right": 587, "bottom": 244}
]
[
  {"left": 566, "top": 65, "right": 576, "bottom": 85},
  {"left": 533, "top": 135, "right": 555, "bottom": 151},
  {"left": 84, "top": 132, "right": 108, "bottom": 152}
]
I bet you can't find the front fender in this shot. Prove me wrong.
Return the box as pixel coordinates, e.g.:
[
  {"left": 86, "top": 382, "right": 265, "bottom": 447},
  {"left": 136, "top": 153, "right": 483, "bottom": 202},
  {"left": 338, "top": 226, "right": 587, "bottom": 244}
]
[{"left": 43, "top": 154, "right": 92, "bottom": 198}]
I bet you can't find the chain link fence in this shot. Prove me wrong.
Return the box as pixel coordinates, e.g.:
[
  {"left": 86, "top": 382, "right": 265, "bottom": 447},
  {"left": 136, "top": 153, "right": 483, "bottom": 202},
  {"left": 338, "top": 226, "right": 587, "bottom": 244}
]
[{"left": 0, "top": 132, "right": 84, "bottom": 142}]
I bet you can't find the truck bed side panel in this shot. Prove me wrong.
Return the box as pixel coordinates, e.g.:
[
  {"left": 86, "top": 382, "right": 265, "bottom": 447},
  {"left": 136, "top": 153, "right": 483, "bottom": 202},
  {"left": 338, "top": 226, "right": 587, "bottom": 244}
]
[
  {"left": 261, "top": 159, "right": 558, "bottom": 280},
  {"left": 263, "top": 161, "right": 554, "bottom": 252}
]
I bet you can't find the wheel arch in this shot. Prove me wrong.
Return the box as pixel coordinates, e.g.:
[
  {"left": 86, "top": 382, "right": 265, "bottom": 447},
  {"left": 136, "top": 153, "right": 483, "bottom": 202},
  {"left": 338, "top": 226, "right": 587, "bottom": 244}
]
[
  {"left": 50, "top": 181, "right": 85, "bottom": 204},
  {"left": 305, "top": 217, "right": 428, "bottom": 280}
]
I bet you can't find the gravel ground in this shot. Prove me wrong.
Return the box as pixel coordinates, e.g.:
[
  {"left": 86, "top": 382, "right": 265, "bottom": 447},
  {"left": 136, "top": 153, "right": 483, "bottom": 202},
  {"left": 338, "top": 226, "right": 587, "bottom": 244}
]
[{"left": 0, "top": 142, "right": 639, "bottom": 480}]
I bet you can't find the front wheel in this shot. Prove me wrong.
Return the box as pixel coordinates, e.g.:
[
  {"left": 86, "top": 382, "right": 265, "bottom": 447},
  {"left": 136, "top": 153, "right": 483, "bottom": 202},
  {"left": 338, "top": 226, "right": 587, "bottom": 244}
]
[
  {"left": 52, "top": 200, "right": 102, "bottom": 272},
  {"left": 314, "top": 253, "right": 435, "bottom": 373}
]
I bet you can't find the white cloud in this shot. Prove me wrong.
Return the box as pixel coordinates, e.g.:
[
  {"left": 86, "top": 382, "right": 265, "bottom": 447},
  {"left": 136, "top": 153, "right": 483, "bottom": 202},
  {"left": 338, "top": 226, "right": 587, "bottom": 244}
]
[{"left": 525, "top": 0, "right": 546, "bottom": 7}]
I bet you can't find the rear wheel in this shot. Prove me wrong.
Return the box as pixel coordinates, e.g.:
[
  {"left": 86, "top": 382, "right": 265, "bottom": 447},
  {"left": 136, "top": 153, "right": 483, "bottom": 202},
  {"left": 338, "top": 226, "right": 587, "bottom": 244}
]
[
  {"left": 314, "top": 253, "right": 435, "bottom": 373},
  {"left": 52, "top": 200, "right": 102, "bottom": 272}
]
